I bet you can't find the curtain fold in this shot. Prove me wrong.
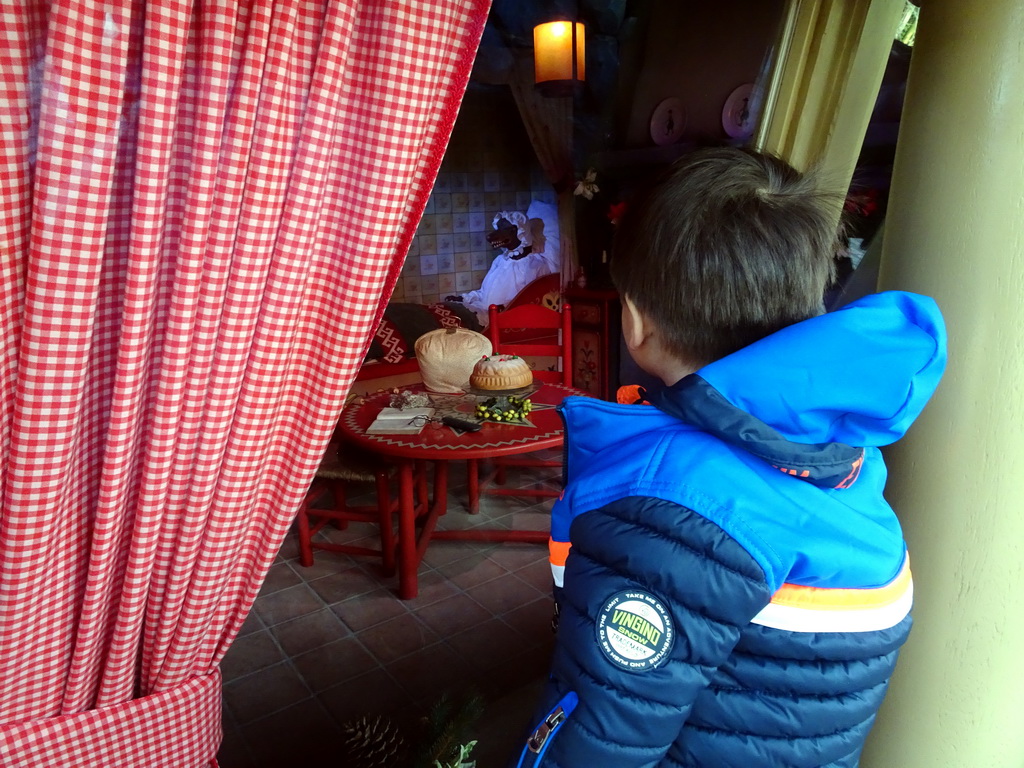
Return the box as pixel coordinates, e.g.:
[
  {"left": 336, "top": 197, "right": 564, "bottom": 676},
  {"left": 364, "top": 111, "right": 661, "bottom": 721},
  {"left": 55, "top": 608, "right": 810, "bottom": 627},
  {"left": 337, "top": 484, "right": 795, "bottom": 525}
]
[
  {"left": 506, "top": 51, "right": 579, "bottom": 287},
  {"left": 0, "top": 0, "right": 489, "bottom": 764}
]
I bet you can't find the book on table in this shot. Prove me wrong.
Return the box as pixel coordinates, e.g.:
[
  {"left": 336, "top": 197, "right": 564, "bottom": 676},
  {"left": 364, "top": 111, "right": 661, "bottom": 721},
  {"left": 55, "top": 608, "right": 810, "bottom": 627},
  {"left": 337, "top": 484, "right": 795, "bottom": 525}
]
[{"left": 366, "top": 407, "right": 434, "bottom": 435}]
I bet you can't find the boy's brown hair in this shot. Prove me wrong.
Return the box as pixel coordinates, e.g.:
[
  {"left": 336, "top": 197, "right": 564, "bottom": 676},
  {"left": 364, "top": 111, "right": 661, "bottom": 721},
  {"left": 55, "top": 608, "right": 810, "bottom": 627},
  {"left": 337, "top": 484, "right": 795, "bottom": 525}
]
[{"left": 610, "top": 147, "right": 841, "bottom": 367}]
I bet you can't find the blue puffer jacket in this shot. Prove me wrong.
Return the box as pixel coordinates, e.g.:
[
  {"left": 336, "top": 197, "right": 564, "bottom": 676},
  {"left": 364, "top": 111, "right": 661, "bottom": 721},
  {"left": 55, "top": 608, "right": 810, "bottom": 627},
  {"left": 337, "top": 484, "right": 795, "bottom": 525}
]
[{"left": 515, "top": 292, "right": 946, "bottom": 768}]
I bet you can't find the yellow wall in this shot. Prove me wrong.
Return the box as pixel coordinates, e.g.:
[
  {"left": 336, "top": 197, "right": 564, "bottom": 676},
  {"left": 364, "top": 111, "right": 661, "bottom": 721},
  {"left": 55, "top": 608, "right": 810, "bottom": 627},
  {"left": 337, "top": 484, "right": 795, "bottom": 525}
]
[
  {"left": 862, "top": 0, "right": 1024, "bottom": 764},
  {"left": 758, "top": 0, "right": 905, "bottom": 190}
]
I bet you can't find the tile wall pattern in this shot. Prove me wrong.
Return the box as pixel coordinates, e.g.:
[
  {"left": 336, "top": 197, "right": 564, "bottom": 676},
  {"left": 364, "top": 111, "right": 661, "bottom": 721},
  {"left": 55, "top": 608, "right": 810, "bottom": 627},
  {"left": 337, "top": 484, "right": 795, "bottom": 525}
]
[{"left": 393, "top": 85, "right": 554, "bottom": 307}]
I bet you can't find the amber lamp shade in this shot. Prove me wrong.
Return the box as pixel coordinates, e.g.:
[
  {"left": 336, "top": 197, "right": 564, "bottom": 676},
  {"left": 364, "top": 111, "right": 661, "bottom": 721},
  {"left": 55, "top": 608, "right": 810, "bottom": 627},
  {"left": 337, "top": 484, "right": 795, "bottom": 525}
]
[{"left": 533, "top": 21, "right": 585, "bottom": 97}]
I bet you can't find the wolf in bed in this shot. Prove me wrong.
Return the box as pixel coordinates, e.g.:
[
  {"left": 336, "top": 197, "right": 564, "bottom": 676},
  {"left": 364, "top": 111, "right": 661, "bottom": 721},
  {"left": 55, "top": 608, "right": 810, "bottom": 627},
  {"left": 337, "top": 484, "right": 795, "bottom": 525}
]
[{"left": 446, "top": 200, "right": 560, "bottom": 325}]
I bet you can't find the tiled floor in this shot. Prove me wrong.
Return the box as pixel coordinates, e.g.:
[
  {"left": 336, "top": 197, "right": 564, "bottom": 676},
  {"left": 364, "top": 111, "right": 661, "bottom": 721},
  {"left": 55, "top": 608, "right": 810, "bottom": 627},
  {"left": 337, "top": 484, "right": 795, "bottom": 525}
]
[{"left": 217, "top": 460, "right": 559, "bottom": 768}]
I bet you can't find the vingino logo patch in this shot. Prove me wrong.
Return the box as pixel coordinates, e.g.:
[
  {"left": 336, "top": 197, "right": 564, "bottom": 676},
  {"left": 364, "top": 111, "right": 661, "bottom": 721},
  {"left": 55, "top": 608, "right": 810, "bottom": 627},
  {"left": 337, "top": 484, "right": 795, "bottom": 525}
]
[{"left": 596, "top": 590, "right": 674, "bottom": 672}]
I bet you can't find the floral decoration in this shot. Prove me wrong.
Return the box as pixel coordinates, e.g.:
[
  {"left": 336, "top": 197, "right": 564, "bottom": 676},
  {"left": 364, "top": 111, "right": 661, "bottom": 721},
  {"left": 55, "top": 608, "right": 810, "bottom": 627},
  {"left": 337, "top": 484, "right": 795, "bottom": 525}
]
[{"left": 574, "top": 168, "right": 599, "bottom": 200}]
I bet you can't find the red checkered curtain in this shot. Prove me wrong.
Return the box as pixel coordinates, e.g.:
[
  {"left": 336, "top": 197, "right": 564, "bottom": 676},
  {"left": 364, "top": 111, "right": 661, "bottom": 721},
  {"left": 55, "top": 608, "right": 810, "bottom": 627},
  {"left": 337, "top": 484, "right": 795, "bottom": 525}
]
[{"left": 0, "top": 1, "right": 487, "bottom": 765}]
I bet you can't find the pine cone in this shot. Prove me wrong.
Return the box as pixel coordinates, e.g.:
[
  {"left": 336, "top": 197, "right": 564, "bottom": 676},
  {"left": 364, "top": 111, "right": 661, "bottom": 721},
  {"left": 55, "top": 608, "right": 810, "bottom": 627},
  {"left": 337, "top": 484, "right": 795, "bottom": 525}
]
[{"left": 340, "top": 714, "right": 407, "bottom": 768}]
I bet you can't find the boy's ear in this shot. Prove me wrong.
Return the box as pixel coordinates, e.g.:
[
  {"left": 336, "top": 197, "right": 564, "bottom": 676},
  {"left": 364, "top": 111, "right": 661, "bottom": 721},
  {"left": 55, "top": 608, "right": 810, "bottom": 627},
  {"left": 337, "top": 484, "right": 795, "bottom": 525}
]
[{"left": 622, "top": 295, "right": 652, "bottom": 351}]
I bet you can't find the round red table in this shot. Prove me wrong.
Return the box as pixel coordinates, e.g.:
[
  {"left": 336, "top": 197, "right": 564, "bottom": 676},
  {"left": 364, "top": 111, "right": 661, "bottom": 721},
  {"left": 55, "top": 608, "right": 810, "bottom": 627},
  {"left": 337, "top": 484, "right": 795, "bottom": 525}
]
[{"left": 338, "top": 382, "right": 585, "bottom": 598}]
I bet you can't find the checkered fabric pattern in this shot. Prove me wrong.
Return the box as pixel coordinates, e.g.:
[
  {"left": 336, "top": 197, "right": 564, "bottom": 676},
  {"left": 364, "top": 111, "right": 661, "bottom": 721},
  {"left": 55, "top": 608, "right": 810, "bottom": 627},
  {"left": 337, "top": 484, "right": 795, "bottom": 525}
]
[{"left": 0, "top": 1, "right": 488, "bottom": 765}]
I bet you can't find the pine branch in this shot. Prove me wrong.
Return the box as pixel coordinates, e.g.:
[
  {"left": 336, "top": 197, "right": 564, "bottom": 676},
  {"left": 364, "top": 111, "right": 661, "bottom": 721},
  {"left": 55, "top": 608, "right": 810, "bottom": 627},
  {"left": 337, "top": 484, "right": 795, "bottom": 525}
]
[{"left": 411, "top": 691, "right": 486, "bottom": 768}]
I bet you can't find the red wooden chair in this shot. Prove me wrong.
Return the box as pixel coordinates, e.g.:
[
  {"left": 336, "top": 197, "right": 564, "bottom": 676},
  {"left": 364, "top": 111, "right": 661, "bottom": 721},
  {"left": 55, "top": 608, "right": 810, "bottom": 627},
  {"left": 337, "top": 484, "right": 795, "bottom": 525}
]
[
  {"left": 296, "top": 439, "right": 428, "bottom": 574},
  {"left": 466, "top": 301, "right": 572, "bottom": 513}
]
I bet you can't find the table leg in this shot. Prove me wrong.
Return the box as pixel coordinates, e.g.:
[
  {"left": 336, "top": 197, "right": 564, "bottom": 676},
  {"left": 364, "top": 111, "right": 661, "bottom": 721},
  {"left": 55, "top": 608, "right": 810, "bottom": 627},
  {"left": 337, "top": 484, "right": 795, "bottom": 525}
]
[
  {"left": 397, "top": 460, "right": 450, "bottom": 600},
  {"left": 467, "top": 458, "right": 479, "bottom": 514},
  {"left": 433, "top": 460, "right": 448, "bottom": 515},
  {"left": 416, "top": 459, "right": 429, "bottom": 513},
  {"left": 397, "top": 460, "right": 418, "bottom": 600},
  {"left": 413, "top": 460, "right": 448, "bottom": 561}
]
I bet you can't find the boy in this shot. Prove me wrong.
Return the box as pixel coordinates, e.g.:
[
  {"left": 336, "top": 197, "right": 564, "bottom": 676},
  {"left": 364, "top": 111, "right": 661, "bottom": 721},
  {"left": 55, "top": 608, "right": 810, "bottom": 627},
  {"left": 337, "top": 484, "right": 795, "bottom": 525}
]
[{"left": 514, "top": 147, "right": 946, "bottom": 767}]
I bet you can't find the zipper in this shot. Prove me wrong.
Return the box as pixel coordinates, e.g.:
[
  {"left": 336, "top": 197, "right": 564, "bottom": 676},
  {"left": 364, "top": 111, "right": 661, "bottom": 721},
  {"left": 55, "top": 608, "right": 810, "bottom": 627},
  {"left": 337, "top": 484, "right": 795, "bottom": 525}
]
[
  {"left": 556, "top": 400, "right": 570, "bottom": 491},
  {"left": 515, "top": 692, "right": 578, "bottom": 768}
]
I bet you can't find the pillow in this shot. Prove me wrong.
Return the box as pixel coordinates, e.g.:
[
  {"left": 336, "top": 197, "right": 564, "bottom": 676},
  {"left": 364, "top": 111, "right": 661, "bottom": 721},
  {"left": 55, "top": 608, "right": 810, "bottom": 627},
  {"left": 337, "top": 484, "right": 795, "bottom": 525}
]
[
  {"left": 415, "top": 327, "right": 493, "bottom": 393},
  {"left": 525, "top": 199, "right": 560, "bottom": 268}
]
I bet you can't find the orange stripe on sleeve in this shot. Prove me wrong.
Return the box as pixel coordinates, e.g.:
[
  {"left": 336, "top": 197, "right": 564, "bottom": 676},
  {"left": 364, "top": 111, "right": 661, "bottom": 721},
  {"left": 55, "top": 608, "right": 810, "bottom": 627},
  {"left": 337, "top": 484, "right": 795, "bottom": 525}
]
[
  {"left": 770, "top": 557, "right": 912, "bottom": 611},
  {"left": 549, "top": 538, "right": 571, "bottom": 567}
]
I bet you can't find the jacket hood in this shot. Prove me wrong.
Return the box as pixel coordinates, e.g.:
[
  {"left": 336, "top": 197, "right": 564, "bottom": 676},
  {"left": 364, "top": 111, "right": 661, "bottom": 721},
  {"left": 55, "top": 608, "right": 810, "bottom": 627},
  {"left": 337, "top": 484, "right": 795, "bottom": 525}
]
[{"left": 646, "top": 291, "right": 946, "bottom": 489}]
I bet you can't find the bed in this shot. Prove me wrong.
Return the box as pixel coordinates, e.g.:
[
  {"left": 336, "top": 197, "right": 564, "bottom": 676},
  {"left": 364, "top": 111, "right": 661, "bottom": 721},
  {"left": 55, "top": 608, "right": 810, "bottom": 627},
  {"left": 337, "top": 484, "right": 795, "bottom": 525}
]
[{"left": 354, "top": 273, "right": 562, "bottom": 389}]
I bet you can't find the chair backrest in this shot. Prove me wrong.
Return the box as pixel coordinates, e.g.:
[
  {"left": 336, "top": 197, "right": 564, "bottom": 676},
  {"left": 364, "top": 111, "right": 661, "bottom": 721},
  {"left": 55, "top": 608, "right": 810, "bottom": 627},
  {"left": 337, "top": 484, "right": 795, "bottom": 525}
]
[{"left": 487, "top": 302, "right": 572, "bottom": 385}]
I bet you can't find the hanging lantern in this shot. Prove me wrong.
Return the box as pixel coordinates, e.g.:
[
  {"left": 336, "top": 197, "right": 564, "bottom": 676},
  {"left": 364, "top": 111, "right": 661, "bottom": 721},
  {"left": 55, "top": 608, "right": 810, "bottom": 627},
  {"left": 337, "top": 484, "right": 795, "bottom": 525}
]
[{"left": 533, "top": 20, "right": 585, "bottom": 97}]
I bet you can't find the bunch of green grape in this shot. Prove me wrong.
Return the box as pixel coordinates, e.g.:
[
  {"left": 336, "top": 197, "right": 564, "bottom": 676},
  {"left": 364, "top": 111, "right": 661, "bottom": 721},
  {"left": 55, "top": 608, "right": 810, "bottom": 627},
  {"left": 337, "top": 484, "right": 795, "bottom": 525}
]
[{"left": 475, "top": 396, "right": 533, "bottom": 422}]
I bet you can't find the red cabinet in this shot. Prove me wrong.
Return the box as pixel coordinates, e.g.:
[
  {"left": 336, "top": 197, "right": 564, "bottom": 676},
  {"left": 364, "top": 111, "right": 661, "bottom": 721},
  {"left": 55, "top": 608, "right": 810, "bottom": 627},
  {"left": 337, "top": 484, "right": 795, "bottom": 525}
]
[{"left": 565, "top": 287, "right": 620, "bottom": 401}]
